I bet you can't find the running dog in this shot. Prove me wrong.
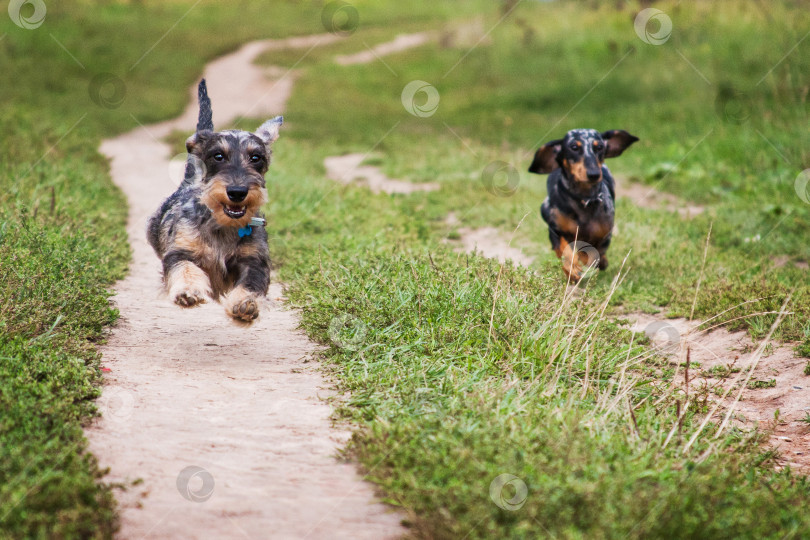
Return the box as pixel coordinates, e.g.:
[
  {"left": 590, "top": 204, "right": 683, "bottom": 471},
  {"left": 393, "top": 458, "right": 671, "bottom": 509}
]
[
  {"left": 530, "top": 128, "right": 638, "bottom": 281},
  {"left": 147, "top": 79, "right": 282, "bottom": 322}
]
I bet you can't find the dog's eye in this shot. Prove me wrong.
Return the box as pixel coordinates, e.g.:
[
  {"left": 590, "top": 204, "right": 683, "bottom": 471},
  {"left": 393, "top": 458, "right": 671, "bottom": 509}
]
[
  {"left": 568, "top": 142, "right": 580, "bottom": 151},
  {"left": 250, "top": 154, "right": 262, "bottom": 163},
  {"left": 212, "top": 153, "right": 224, "bottom": 161}
]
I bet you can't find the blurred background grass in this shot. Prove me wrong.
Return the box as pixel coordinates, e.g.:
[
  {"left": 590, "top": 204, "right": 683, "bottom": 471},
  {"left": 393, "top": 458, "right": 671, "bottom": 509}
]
[
  {"left": 273, "top": 0, "right": 810, "bottom": 350},
  {"left": 0, "top": 1, "right": 485, "bottom": 536},
  {"left": 3, "top": 0, "right": 810, "bottom": 537}
]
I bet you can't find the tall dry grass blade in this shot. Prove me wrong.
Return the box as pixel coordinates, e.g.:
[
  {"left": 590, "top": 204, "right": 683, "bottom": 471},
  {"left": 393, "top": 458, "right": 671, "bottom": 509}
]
[
  {"left": 596, "top": 330, "right": 637, "bottom": 413},
  {"left": 698, "top": 297, "right": 766, "bottom": 327},
  {"left": 713, "top": 293, "right": 793, "bottom": 439},
  {"left": 682, "top": 293, "right": 792, "bottom": 454},
  {"left": 487, "top": 264, "right": 505, "bottom": 343},
  {"left": 581, "top": 341, "right": 592, "bottom": 398},
  {"left": 689, "top": 222, "right": 713, "bottom": 321},
  {"left": 488, "top": 211, "right": 532, "bottom": 342},
  {"left": 663, "top": 399, "right": 692, "bottom": 449}
]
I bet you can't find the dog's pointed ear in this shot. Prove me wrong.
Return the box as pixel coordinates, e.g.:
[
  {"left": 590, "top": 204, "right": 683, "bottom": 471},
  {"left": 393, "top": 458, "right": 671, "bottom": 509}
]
[
  {"left": 601, "top": 130, "right": 639, "bottom": 158},
  {"left": 529, "top": 139, "right": 564, "bottom": 174},
  {"left": 186, "top": 130, "right": 212, "bottom": 154},
  {"left": 256, "top": 116, "right": 283, "bottom": 145}
]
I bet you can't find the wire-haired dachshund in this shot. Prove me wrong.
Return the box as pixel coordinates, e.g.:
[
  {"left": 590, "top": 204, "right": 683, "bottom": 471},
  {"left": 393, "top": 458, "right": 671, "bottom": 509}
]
[
  {"left": 147, "top": 80, "right": 282, "bottom": 322},
  {"left": 530, "top": 128, "right": 638, "bottom": 281}
]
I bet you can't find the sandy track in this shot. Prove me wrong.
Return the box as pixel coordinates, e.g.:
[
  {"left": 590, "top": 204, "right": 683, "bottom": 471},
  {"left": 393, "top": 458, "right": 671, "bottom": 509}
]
[
  {"left": 335, "top": 32, "right": 432, "bottom": 65},
  {"left": 85, "top": 35, "right": 404, "bottom": 539},
  {"left": 632, "top": 313, "right": 810, "bottom": 471},
  {"left": 614, "top": 175, "right": 705, "bottom": 218},
  {"left": 447, "top": 224, "right": 534, "bottom": 267},
  {"left": 324, "top": 153, "right": 440, "bottom": 194}
]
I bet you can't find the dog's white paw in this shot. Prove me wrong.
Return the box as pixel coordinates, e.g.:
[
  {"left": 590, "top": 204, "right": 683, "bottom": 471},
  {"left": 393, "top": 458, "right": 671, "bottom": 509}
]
[
  {"left": 172, "top": 288, "right": 208, "bottom": 307},
  {"left": 224, "top": 287, "right": 260, "bottom": 322},
  {"left": 166, "top": 261, "right": 212, "bottom": 308}
]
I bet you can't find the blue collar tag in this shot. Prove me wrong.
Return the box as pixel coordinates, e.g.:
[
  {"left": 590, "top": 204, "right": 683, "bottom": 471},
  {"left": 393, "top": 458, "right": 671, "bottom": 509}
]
[{"left": 238, "top": 225, "right": 252, "bottom": 238}]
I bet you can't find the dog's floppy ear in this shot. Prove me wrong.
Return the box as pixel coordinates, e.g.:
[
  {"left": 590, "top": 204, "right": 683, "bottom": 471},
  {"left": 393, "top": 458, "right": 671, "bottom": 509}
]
[
  {"left": 256, "top": 116, "right": 283, "bottom": 145},
  {"left": 601, "top": 130, "right": 639, "bottom": 158},
  {"left": 186, "top": 129, "right": 214, "bottom": 154},
  {"left": 185, "top": 130, "right": 212, "bottom": 155},
  {"left": 528, "top": 139, "right": 564, "bottom": 174}
]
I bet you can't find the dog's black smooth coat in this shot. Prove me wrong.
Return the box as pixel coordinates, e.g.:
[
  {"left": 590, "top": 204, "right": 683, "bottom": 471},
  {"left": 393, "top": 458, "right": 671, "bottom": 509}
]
[{"left": 530, "top": 128, "right": 638, "bottom": 280}]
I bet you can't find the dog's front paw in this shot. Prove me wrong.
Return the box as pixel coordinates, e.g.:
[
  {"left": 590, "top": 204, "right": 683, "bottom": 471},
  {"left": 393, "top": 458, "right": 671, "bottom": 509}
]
[
  {"left": 224, "top": 287, "right": 261, "bottom": 322},
  {"left": 173, "top": 288, "right": 207, "bottom": 307},
  {"left": 231, "top": 297, "right": 259, "bottom": 321},
  {"left": 166, "top": 261, "right": 212, "bottom": 308}
]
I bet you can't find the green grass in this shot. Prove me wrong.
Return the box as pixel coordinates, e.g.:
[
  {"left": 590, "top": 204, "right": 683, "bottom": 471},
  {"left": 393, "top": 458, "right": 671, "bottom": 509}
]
[
  {"left": 277, "top": 0, "right": 810, "bottom": 351},
  {"left": 5, "top": 0, "right": 810, "bottom": 537},
  {"left": 261, "top": 139, "right": 810, "bottom": 538},
  {"left": 0, "top": 1, "right": 487, "bottom": 536},
  {"left": 253, "top": 0, "right": 810, "bottom": 537}
]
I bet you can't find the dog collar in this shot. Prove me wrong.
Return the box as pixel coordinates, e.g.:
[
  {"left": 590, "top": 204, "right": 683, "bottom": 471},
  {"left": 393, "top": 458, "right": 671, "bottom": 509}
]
[
  {"left": 559, "top": 180, "right": 603, "bottom": 208},
  {"left": 238, "top": 217, "right": 266, "bottom": 238},
  {"left": 580, "top": 194, "right": 603, "bottom": 208}
]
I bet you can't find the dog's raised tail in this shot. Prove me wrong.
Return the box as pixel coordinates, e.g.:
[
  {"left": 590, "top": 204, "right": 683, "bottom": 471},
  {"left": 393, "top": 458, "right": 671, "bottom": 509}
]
[{"left": 196, "top": 79, "right": 213, "bottom": 132}]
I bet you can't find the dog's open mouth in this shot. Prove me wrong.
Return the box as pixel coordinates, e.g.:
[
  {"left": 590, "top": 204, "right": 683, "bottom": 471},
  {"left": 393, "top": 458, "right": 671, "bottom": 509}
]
[{"left": 222, "top": 204, "right": 247, "bottom": 219}]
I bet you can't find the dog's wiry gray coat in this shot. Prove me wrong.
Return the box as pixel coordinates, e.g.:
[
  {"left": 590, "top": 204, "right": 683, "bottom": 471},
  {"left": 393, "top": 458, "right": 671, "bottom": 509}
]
[{"left": 147, "top": 79, "right": 282, "bottom": 322}]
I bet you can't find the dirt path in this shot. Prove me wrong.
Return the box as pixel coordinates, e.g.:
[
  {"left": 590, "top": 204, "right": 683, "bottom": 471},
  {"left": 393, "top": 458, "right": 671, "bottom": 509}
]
[
  {"left": 85, "top": 35, "right": 404, "bottom": 539},
  {"left": 335, "top": 32, "right": 431, "bottom": 66},
  {"left": 324, "top": 153, "right": 439, "bottom": 194},
  {"left": 451, "top": 226, "right": 534, "bottom": 266},
  {"left": 631, "top": 313, "right": 810, "bottom": 471},
  {"left": 442, "top": 213, "right": 534, "bottom": 266},
  {"left": 614, "top": 175, "right": 705, "bottom": 218}
]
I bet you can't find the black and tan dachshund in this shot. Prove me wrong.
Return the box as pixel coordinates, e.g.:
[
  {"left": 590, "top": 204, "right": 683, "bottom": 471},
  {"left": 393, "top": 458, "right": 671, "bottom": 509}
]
[{"left": 530, "top": 128, "right": 638, "bottom": 281}]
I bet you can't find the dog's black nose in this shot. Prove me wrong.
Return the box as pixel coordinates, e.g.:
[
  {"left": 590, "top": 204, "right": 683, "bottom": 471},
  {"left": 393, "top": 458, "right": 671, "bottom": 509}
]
[
  {"left": 226, "top": 186, "right": 248, "bottom": 202},
  {"left": 587, "top": 171, "right": 602, "bottom": 182}
]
